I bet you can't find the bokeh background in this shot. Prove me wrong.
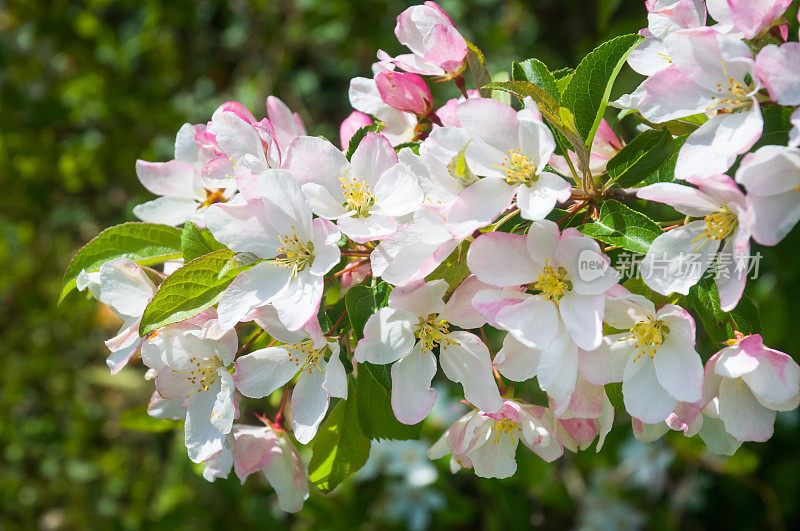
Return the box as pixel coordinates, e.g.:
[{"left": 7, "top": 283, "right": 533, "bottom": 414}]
[{"left": 3, "top": 0, "right": 800, "bottom": 528}]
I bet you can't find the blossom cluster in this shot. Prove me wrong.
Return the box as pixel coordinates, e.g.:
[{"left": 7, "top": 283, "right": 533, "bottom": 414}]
[{"left": 65, "top": 0, "right": 800, "bottom": 511}]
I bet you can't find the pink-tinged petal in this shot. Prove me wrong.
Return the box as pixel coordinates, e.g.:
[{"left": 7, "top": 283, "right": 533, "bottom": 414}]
[
  {"left": 201, "top": 156, "right": 237, "bottom": 190},
  {"left": 688, "top": 173, "right": 746, "bottom": 208},
  {"left": 470, "top": 289, "right": 529, "bottom": 325},
  {"left": 467, "top": 232, "right": 538, "bottom": 286},
  {"left": 519, "top": 406, "right": 564, "bottom": 462},
  {"left": 254, "top": 169, "right": 314, "bottom": 238},
  {"left": 640, "top": 221, "right": 720, "bottom": 296},
  {"left": 667, "top": 400, "right": 705, "bottom": 436},
  {"left": 726, "top": 0, "right": 792, "bottom": 39},
  {"left": 439, "top": 331, "right": 503, "bottom": 413},
  {"left": 372, "top": 163, "right": 424, "bottom": 217},
  {"left": 714, "top": 342, "right": 760, "bottom": 379},
  {"left": 285, "top": 135, "right": 349, "bottom": 187},
  {"left": 665, "top": 27, "right": 753, "bottom": 88},
  {"left": 653, "top": 332, "right": 703, "bottom": 403},
  {"left": 627, "top": 37, "right": 672, "bottom": 76},
  {"left": 736, "top": 145, "right": 800, "bottom": 196},
  {"left": 215, "top": 101, "right": 257, "bottom": 124},
  {"left": 135, "top": 160, "right": 204, "bottom": 200},
  {"left": 675, "top": 106, "right": 763, "bottom": 180},
  {"left": 395, "top": 2, "right": 455, "bottom": 55},
  {"left": 266, "top": 96, "right": 305, "bottom": 155},
  {"left": 536, "top": 329, "right": 579, "bottom": 403},
  {"left": 156, "top": 368, "right": 196, "bottom": 400},
  {"left": 96, "top": 258, "right": 155, "bottom": 317},
  {"left": 355, "top": 307, "right": 416, "bottom": 364},
  {"left": 309, "top": 219, "right": 341, "bottom": 276},
  {"left": 604, "top": 292, "right": 656, "bottom": 330},
  {"left": 174, "top": 122, "right": 202, "bottom": 163},
  {"left": 210, "top": 370, "right": 236, "bottom": 434},
  {"left": 391, "top": 344, "right": 438, "bottom": 424},
  {"left": 133, "top": 196, "right": 200, "bottom": 226},
  {"left": 350, "top": 132, "right": 399, "bottom": 184},
  {"left": 718, "top": 377, "right": 776, "bottom": 441},
  {"left": 636, "top": 183, "right": 720, "bottom": 216},
  {"left": 205, "top": 199, "right": 281, "bottom": 257},
  {"left": 208, "top": 110, "right": 265, "bottom": 164},
  {"left": 495, "top": 295, "right": 559, "bottom": 349},
  {"left": 742, "top": 346, "right": 800, "bottom": 410},
  {"left": 631, "top": 417, "right": 670, "bottom": 442},
  {"left": 518, "top": 117, "right": 556, "bottom": 173},
  {"left": 623, "top": 358, "right": 677, "bottom": 423},
  {"left": 370, "top": 224, "right": 459, "bottom": 286},
  {"left": 441, "top": 275, "right": 516, "bottom": 329},
  {"left": 516, "top": 172, "right": 572, "bottom": 221},
  {"left": 556, "top": 235, "right": 619, "bottom": 296},
  {"left": 422, "top": 23, "right": 467, "bottom": 74},
  {"left": 301, "top": 182, "right": 347, "bottom": 219},
  {"left": 558, "top": 293, "right": 605, "bottom": 351},
  {"left": 261, "top": 436, "right": 309, "bottom": 513},
  {"left": 337, "top": 214, "right": 398, "bottom": 243},
  {"left": 563, "top": 375, "right": 605, "bottom": 419},
  {"left": 747, "top": 190, "right": 800, "bottom": 246},
  {"left": 388, "top": 279, "right": 447, "bottom": 318},
  {"left": 339, "top": 111, "right": 372, "bottom": 150},
  {"left": 270, "top": 272, "right": 324, "bottom": 331},
  {"left": 457, "top": 98, "right": 520, "bottom": 153},
  {"left": 217, "top": 262, "right": 292, "bottom": 328},
  {"left": 234, "top": 347, "right": 297, "bottom": 398},
  {"left": 638, "top": 67, "right": 709, "bottom": 122},
  {"left": 291, "top": 368, "right": 329, "bottom": 444},
  {"left": 233, "top": 426, "right": 277, "bottom": 483},
  {"left": 578, "top": 334, "right": 634, "bottom": 385},
  {"left": 185, "top": 388, "right": 225, "bottom": 463},
  {"left": 756, "top": 43, "right": 800, "bottom": 106},
  {"left": 447, "top": 177, "right": 516, "bottom": 238},
  {"left": 715, "top": 236, "right": 748, "bottom": 312},
  {"left": 494, "top": 333, "right": 542, "bottom": 382},
  {"left": 147, "top": 391, "right": 185, "bottom": 420}
]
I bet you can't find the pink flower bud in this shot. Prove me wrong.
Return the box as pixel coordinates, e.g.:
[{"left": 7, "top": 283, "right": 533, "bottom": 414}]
[
  {"left": 375, "top": 71, "right": 433, "bottom": 116},
  {"left": 339, "top": 111, "right": 373, "bottom": 150}
]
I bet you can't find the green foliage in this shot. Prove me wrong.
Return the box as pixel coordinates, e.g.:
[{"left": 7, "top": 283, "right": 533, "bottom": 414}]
[
  {"left": 606, "top": 129, "right": 673, "bottom": 187},
  {"left": 560, "top": 34, "right": 643, "bottom": 148},
  {"left": 425, "top": 243, "right": 470, "bottom": 296},
  {"left": 605, "top": 382, "right": 624, "bottom": 413},
  {"left": 642, "top": 134, "right": 688, "bottom": 184},
  {"left": 512, "top": 58, "right": 559, "bottom": 100},
  {"left": 356, "top": 363, "right": 422, "bottom": 441},
  {"left": 346, "top": 123, "right": 384, "bottom": 161},
  {"left": 345, "top": 282, "right": 392, "bottom": 341},
  {"left": 308, "top": 382, "right": 371, "bottom": 494},
  {"left": 466, "top": 39, "right": 492, "bottom": 98},
  {"left": 180, "top": 222, "right": 226, "bottom": 262},
  {"left": 139, "top": 250, "right": 251, "bottom": 335},
  {"left": 60, "top": 223, "right": 182, "bottom": 301},
  {"left": 119, "top": 406, "right": 181, "bottom": 433},
  {"left": 578, "top": 200, "right": 661, "bottom": 254},
  {"left": 687, "top": 278, "right": 762, "bottom": 344}
]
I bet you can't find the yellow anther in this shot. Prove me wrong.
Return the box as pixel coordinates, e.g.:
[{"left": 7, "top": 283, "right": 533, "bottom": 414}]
[
  {"left": 180, "top": 356, "right": 223, "bottom": 396},
  {"left": 340, "top": 171, "right": 375, "bottom": 217},
  {"left": 286, "top": 339, "right": 329, "bottom": 374},
  {"left": 627, "top": 318, "right": 669, "bottom": 362},
  {"left": 274, "top": 227, "right": 315, "bottom": 278},
  {"left": 691, "top": 207, "right": 738, "bottom": 249},
  {"left": 416, "top": 314, "right": 458, "bottom": 351},
  {"left": 496, "top": 148, "right": 538, "bottom": 186},
  {"left": 492, "top": 418, "right": 521, "bottom": 443},
  {"left": 533, "top": 263, "right": 571, "bottom": 303}
]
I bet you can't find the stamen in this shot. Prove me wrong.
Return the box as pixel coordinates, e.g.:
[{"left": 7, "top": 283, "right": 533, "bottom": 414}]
[
  {"left": 533, "top": 262, "right": 571, "bottom": 303},
  {"left": 180, "top": 356, "right": 223, "bottom": 396},
  {"left": 416, "top": 315, "right": 459, "bottom": 351},
  {"left": 492, "top": 418, "right": 521, "bottom": 443},
  {"left": 625, "top": 318, "right": 669, "bottom": 362},
  {"left": 286, "top": 339, "right": 329, "bottom": 374},
  {"left": 273, "top": 226, "right": 315, "bottom": 278},
  {"left": 340, "top": 171, "right": 375, "bottom": 217},
  {"left": 495, "top": 148, "right": 538, "bottom": 186},
  {"left": 691, "top": 207, "right": 738, "bottom": 249}
]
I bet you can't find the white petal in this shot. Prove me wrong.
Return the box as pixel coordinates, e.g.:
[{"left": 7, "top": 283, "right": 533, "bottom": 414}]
[
  {"left": 133, "top": 196, "right": 200, "bottom": 226},
  {"left": 217, "top": 262, "right": 291, "bottom": 328},
  {"left": 355, "top": 307, "right": 416, "bottom": 364},
  {"left": 718, "top": 377, "right": 775, "bottom": 442},
  {"left": 467, "top": 231, "right": 538, "bottom": 286},
  {"left": 234, "top": 347, "right": 297, "bottom": 398},
  {"left": 623, "top": 358, "right": 676, "bottom": 424},
  {"left": 516, "top": 172, "right": 571, "bottom": 221},
  {"left": 439, "top": 331, "right": 503, "bottom": 413},
  {"left": 291, "top": 368, "right": 330, "bottom": 444},
  {"left": 390, "top": 344, "right": 438, "bottom": 424},
  {"left": 558, "top": 293, "right": 605, "bottom": 351},
  {"left": 494, "top": 333, "right": 542, "bottom": 382}
]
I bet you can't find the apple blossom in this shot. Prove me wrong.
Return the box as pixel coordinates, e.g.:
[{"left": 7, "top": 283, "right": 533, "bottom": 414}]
[
  {"left": 339, "top": 110, "right": 373, "bottom": 150},
  {"left": 706, "top": 0, "right": 792, "bottom": 39},
  {"left": 206, "top": 168, "right": 341, "bottom": 330},
  {"left": 579, "top": 289, "right": 703, "bottom": 424},
  {"left": 348, "top": 75, "right": 417, "bottom": 145},
  {"left": 427, "top": 399, "right": 563, "bottom": 479},
  {"left": 703, "top": 334, "right": 800, "bottom": 441},
  {"left": 285, "top": 132, "right": 423, "bottom": 243},
  {"left": 235, "top": 333, "right": 347, "bottom": 444},
  {"left": 549, "top": 119, "right": 625, "bottom": 177},
  {"left": 637, "top": 174, "right": 752, "bottom": 311},
  {"left": 354, "top": 279, "right": 503, "bottom": 424},
  {"left": 375, "top": 71, "right": 434, "bottom": 117}
]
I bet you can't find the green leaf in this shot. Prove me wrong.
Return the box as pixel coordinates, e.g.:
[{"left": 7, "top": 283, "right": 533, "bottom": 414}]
[
  {"left": 753, "top": 105, "right": 793, "bottom": 150},
  {"left": 425, "top": 242, "right": 470, "bottom": 296},
  {"left": 139, "top": 250, "right": 251, "bottom": 335},
  {"left": 482, "top": 80, "right": 560, "bottom": 119},
  {"left": 606, "top": 129, "right": 674, "bottom": 187},
  {"left": 181, "top": 222, "right": 226, "bottom": 262},
  {"left": 308, "top": 382, "right": 371, "bottom": 493},
  {"left": 345, "top": 283, "right": 392, "bottom": 341},
  {"left": 578, "top": 200, "right": 661, "bottom": 254},
  {"left": 561, "top": 34, "right": 643, "bottom": 149},
  {"left": 605, "top": 382, "right": 624, "bottom": 413},
  {"left": 687, "top": 278, "right": 762, "bottom": 344},
  {"left": 466, "top": 39, "right": 492, "bottom": 98},
  {"left": 119, "top": 406, "right": 181, "bottom": 433},
  {"left": 642, "top": 134, "right": 688, "bottom": 185},
  {"left": 356, "top": 363, "right": 422, "bottom": 441},
  {"left": 511, "top": 58, "right": 559, "bottom": 101},
  {"left": 346, "top": 123, "right": 384, "bottom": 161},
  {"left": 61, "top": 222, "right": 182, "bottom": 302}
]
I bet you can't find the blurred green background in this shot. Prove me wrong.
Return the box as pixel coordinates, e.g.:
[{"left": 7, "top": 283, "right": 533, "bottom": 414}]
[{"left": 2, "top": 0, "right": 800, "bottom": 528}]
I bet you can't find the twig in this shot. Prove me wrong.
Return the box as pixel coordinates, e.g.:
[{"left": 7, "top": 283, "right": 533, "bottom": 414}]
[
  {"left": 235, "top": 329, "right": 264, "bottom": 357},
  {"left": 273, "top": 383, "right": 291, "bottom": 428}
]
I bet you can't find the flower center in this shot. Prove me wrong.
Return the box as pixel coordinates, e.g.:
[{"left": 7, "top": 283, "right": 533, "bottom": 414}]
[
  {"left": 533, "top": 264, "right": 571, "bottom": 303},
  {"left": 275, "top": 227, "right": 315, "bottom": 278},
  {"left": 498, "top": 149, "right": 538, "bottom": 186},
  {"left": 691, "top": 208, "right": 738, "bottom": 250},
  {"left": 416, "top": 314, "right": 458, "bottom": 351},
  {"left": 492, "top": 418, "right": 521, "bottom": 443},
  {"left": 286, "top": 339, "right": 329, "bottom": 375},
  {"left": 707, "top": 62, "right": 753, "bottom": 113},
  {"left": 628, "top": 318, "right": 669, "bottom": 361},
  {"left": 201, "top": 189, "right": 227, "bottom": 207},
  {"left": 340, "top": 172, "right": 375, "bottom": 217},
  {"left": 184, "top": 356, "right": 223, "bottom": 395}
]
